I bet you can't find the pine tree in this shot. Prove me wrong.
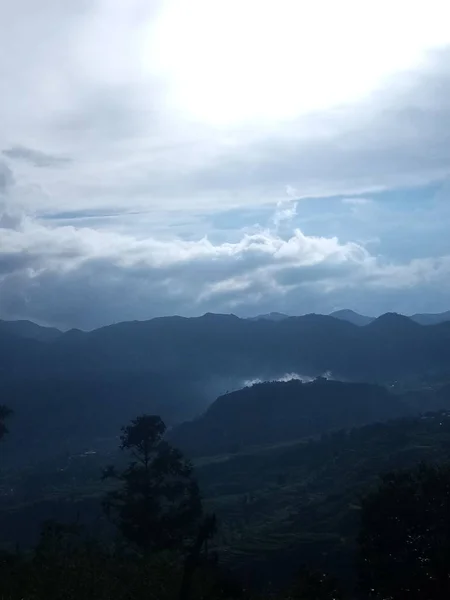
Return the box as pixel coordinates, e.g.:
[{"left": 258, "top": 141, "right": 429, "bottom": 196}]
[{"left": 102, "top": 414, "right": 202, "bottom": 553}]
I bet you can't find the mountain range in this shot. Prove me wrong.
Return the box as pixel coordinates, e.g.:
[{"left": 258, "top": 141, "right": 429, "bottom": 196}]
[
  {"left": 252, "top": 309, "right": 450, "bottom": 326},
  {"left": 3, "top": 309, "right": 450, "bottom": 344},
  {"left": 3, "top": 311, "right": 450, "bottom": 382},
  {"left": 2, "top": 311, "right": 450, "bottom": 465}
]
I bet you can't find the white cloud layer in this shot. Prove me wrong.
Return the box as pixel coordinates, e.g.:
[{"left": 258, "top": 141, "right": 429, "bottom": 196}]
[{"left": 2, "top": 188, "right": 450, "bottom": 329}]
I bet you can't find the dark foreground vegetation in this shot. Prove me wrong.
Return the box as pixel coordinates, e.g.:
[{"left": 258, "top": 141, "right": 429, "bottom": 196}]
[{"left": 3, "top": 400, "right": 450, "bottom": 599}]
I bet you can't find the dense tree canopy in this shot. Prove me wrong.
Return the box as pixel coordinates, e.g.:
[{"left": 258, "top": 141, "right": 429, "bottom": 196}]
[{"left": 358, "top": 463, "right": 450, "bottom": 599}]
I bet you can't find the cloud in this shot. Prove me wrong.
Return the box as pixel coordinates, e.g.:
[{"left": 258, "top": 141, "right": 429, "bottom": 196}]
[
  {"left": 272, "top": 198, "right": 297, "bottom": 229},
  {"left": 1, "top": 194, "right": 450, "bottom": 329},
  {"left": 0, "top": 162, "right": 22, "bottom": 229},
  {"left": 0, "top": 162, "right": 14, "bottom": 193},
  {"left": 173, "top": 46, "right": 450, "bottom": 208},
  {"left": 0, "top": 2, "right": 450, "bottom": 217},
  {"left": 340, "top": 196, "right": 376, "bottom": 220},
  {"left": 1, "top": 2, "right": 450, "bottom": 326},
  {"left": 341, "top": 198, "right": 373, "bottom": 206},
  {"left": 3, "top": 145, "right": 70, "bottom": 168}
]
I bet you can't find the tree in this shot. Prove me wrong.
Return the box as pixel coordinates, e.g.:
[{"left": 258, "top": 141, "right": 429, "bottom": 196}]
[
  {"left": 286, "top": 568, "right": 343, "bottom": 599},
  {"left": 103, "top": 414, "right": 202, "bottom": 554},
  {"left": 0, "top": 404, "right": 12, "bottom": 441},
  {"left": 179, "top": 513, "right": 218, "bottom": 600},
  {"left": 0, "top": 519, "right": 184, "bottom": 600},
  {"left": 358, "top": 463, "right": 450, "bottom": 599}
]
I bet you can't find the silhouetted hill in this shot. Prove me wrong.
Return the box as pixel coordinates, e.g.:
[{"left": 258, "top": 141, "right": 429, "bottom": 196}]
[
  {"left": 0, "top": 319, "right": 61, "bottom": 342},
  {"left": 2, "top": 312, "right": 450, "bottom": 381},
  {"left": 76, "top": 312, "right": 450, "bottom": 381},
  {"left": 329, "top": 309, "right": 450, "bottom": 326},
  {"left": 250, "top": 312, "right": 289, "bottom": 322},
  {"left": 366, "top": 312, "right": 421, "bottom": 332},
  {"left": 169, "top": 379, "right": 410, "bottom": 457},
  {"left": 410, "top": 310, "right": 450, "bottom": 325},
  {"left": 329, "top": 309, "right": 374, "bottom": 326}
]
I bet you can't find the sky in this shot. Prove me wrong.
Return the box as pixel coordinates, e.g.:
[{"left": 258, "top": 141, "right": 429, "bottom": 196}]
[{"left": 1, "top": 0, "right": 450, "bottom": 330}]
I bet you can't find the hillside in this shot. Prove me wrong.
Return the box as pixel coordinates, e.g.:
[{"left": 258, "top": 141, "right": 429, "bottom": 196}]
[
  {"left": 169, "top": 379, "right": 410, "bottom": 457},
  {"left": 4, "top": 411, "right": 450, "bottom": 590},
  {"left": 196, "top": 411, "right": 450, "bottom": 587}
]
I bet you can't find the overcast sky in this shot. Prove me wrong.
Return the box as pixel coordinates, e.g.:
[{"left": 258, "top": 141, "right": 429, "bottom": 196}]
[{"left": 1, "top": 0, "right": 450, "bottom": 329}]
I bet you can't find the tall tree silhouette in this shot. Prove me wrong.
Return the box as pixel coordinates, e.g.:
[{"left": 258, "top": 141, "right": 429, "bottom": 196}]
[
  {"left": 103, "top": 414, "right": 202, "bottom": 553},
  {"left": 358, "top": 463, "right": 450, "bottom": 599}
]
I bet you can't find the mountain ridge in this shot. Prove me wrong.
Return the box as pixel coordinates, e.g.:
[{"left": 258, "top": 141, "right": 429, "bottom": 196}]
[
  {"left": 2, "top": 312, "right": 450, "bottom": 382},
  {"left": 329, "top": 309, "right": 374, "bottom": 326},
  {"left": 169, "top": 378, "right": 411, "bottom": 457},
  {"left": 2, "top": 308, "right": 450, "bottom": 340},
  {"left": 0, "top": 319, "right": 62, "bottom": 342}
]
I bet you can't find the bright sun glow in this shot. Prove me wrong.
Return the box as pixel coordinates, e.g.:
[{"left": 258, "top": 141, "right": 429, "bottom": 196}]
[{"left": 145, "top": 0, "right": 450, "bottom": 126}]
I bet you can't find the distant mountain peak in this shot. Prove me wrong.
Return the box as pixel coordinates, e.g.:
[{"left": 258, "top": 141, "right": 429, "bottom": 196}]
[
  {"left": 250, "top": 312, "right": 290, "bottom": 322},
  {"left": 201, "top": 312, "right": 239, "bottom": 320},
  {"left": 329, "top": 309, "right": 374, "bottom": 326},
  {"left": 374, "top": 312, "right": 414, "bottom": 322},
  {"left": 0, "top": 319, "right": 62, "bottom": 342},
  {"left": 367, "top": 312, "right": 419, "bottom": 331},
  {"left": 410, "top": 310, "right": 450, "bottom": 326},
  {"left": 331, "top": 309, "right": 361, "bottom": 317}
]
